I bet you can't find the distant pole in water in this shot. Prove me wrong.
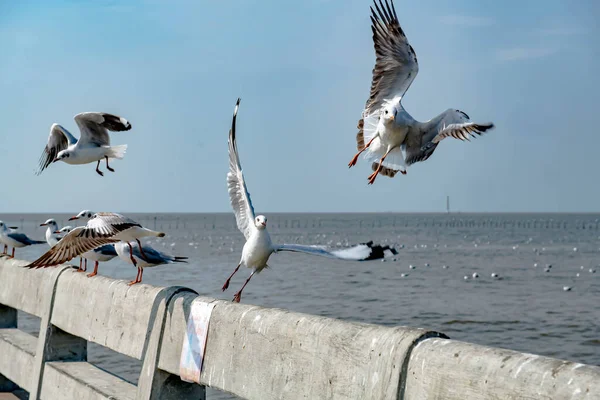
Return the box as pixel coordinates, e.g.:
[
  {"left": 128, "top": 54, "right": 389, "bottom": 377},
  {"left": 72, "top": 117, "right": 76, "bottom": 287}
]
[
  {"left": 154, "top": 216, "right": 157, "bottom": 230},
  {"left": 446, "top": 196, "right": 450, "bottom": 214}
]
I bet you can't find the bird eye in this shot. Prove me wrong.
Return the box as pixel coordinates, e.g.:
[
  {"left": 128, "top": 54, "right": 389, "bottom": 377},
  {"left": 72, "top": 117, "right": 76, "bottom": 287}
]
[{"left": 384, "top": 110, "right": 388, "bottom": 114}]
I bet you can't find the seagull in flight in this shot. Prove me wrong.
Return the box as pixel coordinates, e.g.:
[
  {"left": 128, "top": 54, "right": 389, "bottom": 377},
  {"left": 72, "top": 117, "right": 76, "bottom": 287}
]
[
  {"left": 25, "top": 213, "right": 165, "bottom": 268},
  {"left": 0, "top": 221, "right": 45, "bottom": 258},
  {"left": 115, "top": 241, "right": 187, "bottom": 285},
  {"left": 223, "top": 99, "right": 392, "bottom": 303},
  {"left": 348, "top": 0, "right": 494, "bottom": 184},
  {"left": 36, "top": 112, "right": 131, "bottom": 177}
]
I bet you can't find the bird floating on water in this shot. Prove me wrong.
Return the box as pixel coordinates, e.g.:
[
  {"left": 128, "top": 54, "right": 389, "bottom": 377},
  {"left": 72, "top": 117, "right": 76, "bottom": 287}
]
[
  {"left": 348, "top": 0, "right": 494, "bottom": 184},
  {"left": 36, "top": 112, "right": 131, "bottom": 177},
  {"left": 25, "top": 213, "right": 165, "bottom": 269},
  {"left": 223, "top": 99, "right": 394, "bottom": 303}
]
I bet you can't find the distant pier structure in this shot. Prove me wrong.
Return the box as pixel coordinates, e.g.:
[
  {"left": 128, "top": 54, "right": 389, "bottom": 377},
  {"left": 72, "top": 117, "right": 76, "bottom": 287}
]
[{"left": 446, "top": 195, "right": 450, "bottom": 213}]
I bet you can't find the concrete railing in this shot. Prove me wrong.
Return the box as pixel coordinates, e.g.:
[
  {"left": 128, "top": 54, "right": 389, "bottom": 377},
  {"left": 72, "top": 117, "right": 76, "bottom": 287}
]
[{"left": 0, "top": 255, "right": 598, "bottom": 400}]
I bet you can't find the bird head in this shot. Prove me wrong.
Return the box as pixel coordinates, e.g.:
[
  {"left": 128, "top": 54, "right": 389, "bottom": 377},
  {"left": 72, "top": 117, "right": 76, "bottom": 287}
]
[
  {"left": 381, "top": 99, "right": 401, "bottom": 125},
  {"left": 54, "top": 150, "right": 71, "bottom": 163},
  {"left": 255, "top": 215, "right": 267, "bottom": 230},
  {"left": 69, "top": 210, "right": 94, "bottom": 221},
  {"left": 40, "top": 219, "right": 57, "bottom": 227},
  {"left": 56, "top": 226, "right": 72, "bottom": 234}
]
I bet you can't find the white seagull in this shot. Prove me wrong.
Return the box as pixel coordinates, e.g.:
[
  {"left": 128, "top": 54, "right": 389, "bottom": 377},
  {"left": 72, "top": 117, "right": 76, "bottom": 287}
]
[
  {"left": 115, "top": 241, "right": 187, "bottom": 285},
  {"left": 25, "top": 213, "right": 165, "bottom": 268},
  {"left": 0, "top": 221, "right": 45, "bottom": 258},
  {"left": 348, "top": 0, "right": 494, "bottom": 184},
  {"left": 39, "top": 218, "right": 63, "bottom": 247},
  {"left": 223, "top": 99, "right": 392, "bottom": 303},
  {"left": 36, "top": 112, "right": 132, "bottom": 177},
  {"left": 68, "top": 210, "right": 119, "bottom": 275}
]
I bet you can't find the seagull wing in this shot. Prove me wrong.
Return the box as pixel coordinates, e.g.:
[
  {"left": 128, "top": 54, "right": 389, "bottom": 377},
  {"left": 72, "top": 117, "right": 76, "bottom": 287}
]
[
  {"left": 89, "top": 212, "right": 142, "bottom": 234},
  {"left": 227, "top": 99, "right": 256, "bottom": 240},
  {"left": 74, "top": 112, "right": 132, "bottom": 147},
  {"left": 25, "top": 227, "right": 120, "bottom": 268},
  {"left": 364, "top": 0, "right": 418, "bottom": 116},
  {"left": 36, "top": 124, "right": 78, "bottom": 175},
  {"left": 404, "top": 110, "right": 494, "bottom": 166},
  {"left": 274, "top": 243, "right": 383, "bottom": 261}
]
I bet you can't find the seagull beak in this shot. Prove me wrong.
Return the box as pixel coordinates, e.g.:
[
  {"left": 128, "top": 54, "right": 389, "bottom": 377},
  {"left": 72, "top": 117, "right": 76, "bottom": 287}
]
[
  {"left": 261, "top": 222, "right": 266, "bottom": 227},
  {"left": 389, "top": 115, "right": 395, "bottom": 122},
  {"left": 40, "top": 223, "right": 47, "bottom": 226},
  {"left": 68, "top": 216, "right": 78, "bottom": 221},
  {"left": 53, "top": 230, "right": 61, "bottom": 234},
  {"left": 52, "top": 158, "right": 60, "bottom": 163}
]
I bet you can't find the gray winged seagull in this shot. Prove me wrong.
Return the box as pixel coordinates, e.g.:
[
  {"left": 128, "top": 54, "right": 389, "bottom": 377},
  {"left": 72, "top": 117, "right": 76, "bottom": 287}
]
[
  {"left": 0, "top": 221, "right": 45, "bottom": 258},
  {"left": 348, "top": 0, "right": 495, "bottom": 184},
  {"left": 223, "top": 99, "right": 394, "bottom": 303},
  {"left": 68, "top": 210, "right": 118, "bottom": 276},
  {"left": 37, "top": 112, "right": 132, "bottom": 176},
  {"left": 25, "top": 213, "right": 165, "bottom": 269},
  {"left": 115, "top": 241, "right": 187, "bottom": 285}
]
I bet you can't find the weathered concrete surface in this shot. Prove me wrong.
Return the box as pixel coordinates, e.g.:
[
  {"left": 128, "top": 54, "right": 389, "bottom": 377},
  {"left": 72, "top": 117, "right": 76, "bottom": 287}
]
[
  {"left": 136, "top": 287, "right": 205, "bottom": 400},
  {"left": 0, "top": 256, "right": 67, "bottom": 318},
  {"left": 31, "top": 265, "right": 86, "bottom": 400},
  {"left": 41, "top": 362, "right": 136, "bottom": 400},
  {"left": 158, "top": 296, "right": 443, "bottom": 400},
  {"left": 0, "top": 329, "right": 36, "bottom": 391},
  {"left": 50, "top": 270, "right": 167, "bottom": 360},
  {"left": 405, "top": 337, "right": 600, "bottom": 399}
]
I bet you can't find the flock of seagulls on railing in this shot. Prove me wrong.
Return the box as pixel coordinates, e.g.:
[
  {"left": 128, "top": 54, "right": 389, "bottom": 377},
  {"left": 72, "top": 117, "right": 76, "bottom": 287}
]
[{"left": 0, "top": 0, "right": 499, "bottom": 302}]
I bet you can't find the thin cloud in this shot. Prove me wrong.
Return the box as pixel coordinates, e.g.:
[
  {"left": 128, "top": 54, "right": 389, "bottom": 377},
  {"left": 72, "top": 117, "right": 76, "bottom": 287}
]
[
  {"left": 438, "top": 15, "right": 493, "bottom": 27},
  {"left": 495, "top": 47, "right": 557, "bottom": 62}
]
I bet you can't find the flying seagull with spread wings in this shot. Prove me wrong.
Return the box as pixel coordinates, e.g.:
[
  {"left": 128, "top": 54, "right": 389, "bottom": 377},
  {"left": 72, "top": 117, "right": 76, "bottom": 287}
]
[
  {"left": 25, "top": 213, "right": 165, "bottom": 269},
  {"left": 348, "top": 0, "right": 495, "bottom": 184},
  {"left": 223, "top": 99, "right": 393, "bottom": 303},
  {"left": 36, "top": 112, "right": 132, "bottom": 177}
]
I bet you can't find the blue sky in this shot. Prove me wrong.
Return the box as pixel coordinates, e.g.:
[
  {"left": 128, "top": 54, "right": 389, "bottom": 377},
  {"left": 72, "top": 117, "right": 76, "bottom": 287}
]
[{"left": 0, "top": 0, "right": 598, "bottom": 213}]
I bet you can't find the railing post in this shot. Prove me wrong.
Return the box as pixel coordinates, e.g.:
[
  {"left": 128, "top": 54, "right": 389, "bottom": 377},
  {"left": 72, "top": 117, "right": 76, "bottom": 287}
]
[
  {"left": 30, "top": 267, "right": 87, "bottom": 400},
  {"left": 136, "top": 287, "right": 205, "bottom": 400}
]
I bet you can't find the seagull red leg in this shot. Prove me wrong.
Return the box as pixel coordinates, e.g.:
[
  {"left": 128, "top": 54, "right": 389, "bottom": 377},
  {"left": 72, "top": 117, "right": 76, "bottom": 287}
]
[
  {"left": 87, "top": 261, "right": 99, "bottom": 278},
  {"left": 2, "top": 244, "right": 6, "bottom": 254},
  {"left": 105, "top": 156, "right": 115, "bottom": 172},
  {"left": 367, "top": 148, "right": 392, "bottom": 185},
  {"left": 136, "top": 239, "right": 150, "bottom": 261},
  {"left": 222, "top": 263, "right": 241, "bottom": 291},
  {"left": 10, "top": 248, "right": 15, "bottom": 258},
  {"left": 127, "top": 242, "right": 138, "bottom": 266},
  {"left": 348, "top": 137, "right": 376, "bottom": 168},
  {"left": 233, "top": 270, "right": 256, "bottom": 303}
]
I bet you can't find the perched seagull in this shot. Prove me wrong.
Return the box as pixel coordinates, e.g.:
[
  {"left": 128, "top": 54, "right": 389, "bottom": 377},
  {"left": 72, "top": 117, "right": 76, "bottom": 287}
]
[
  {"left": 67, "top": 210, "right": 125, "bottom": 276},
  {"left": 223, "top": 99, "right": 390, "bottom": 303},
  {"left": 115, "top": 241, "right": 187, "bottom": 285},
  {"left": 0, "top": 223, "right": 19, "bottom": 254},
  {"left": 348, "top": 0, "right": 494, "bottom": 184},
  {"left": 40, "top": 218, "right": 62, "bottom": 247},
  {"left": 0, "top": 221, "right": 45, "bottom": 258},
  {"left": 36, "top": 112, "right": 132, "bottom": 177},
  {"left": 80, "top": 244, "right": 118, "bottom": 278},
  {"left": 25, "top": 213, "right": 165, "bottom": 268}
]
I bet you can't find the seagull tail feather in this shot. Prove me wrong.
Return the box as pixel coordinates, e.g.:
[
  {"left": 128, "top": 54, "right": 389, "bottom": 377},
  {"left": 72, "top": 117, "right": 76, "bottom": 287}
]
[{"left": 106, "top": 144, "right": 128, "bottom": 160}]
